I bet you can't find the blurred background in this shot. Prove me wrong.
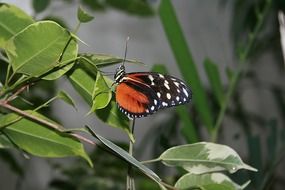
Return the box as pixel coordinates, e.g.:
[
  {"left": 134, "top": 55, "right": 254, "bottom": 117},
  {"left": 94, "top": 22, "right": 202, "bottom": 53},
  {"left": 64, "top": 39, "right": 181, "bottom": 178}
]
[{"left": 0, "top": 0, "right": 285, "bottom": 189}]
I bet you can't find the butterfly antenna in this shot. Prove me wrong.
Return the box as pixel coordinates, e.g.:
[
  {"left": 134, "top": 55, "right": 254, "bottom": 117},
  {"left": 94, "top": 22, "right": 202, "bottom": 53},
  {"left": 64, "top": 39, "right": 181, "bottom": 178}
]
[{"left": 122, "top": 36, "right": 130, "bottom": 67}]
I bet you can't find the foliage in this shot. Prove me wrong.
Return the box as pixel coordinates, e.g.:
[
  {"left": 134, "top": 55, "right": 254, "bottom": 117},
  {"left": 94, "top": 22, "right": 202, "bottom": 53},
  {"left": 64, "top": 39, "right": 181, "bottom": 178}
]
[{"left": 1, "top": 0, "right": 284, "bottom": 189}]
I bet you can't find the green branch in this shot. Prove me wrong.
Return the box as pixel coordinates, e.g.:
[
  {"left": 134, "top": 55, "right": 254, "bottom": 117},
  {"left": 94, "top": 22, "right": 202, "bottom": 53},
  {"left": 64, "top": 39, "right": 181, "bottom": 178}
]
[{"left": 211, "top": 0, "right": 272, "bottom": 142}]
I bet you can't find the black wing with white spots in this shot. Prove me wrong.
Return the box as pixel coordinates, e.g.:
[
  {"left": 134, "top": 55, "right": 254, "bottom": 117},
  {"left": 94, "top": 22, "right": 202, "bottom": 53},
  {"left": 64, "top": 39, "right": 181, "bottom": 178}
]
[{"left": 120, "top": 72, "right": 192, "bottom": 117}]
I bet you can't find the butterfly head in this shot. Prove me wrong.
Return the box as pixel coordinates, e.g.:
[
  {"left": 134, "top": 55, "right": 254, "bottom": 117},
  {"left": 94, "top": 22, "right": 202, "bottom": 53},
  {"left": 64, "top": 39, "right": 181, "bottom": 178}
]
[{"left": 114, "top": 65, "right": 126, "bottom": 84}]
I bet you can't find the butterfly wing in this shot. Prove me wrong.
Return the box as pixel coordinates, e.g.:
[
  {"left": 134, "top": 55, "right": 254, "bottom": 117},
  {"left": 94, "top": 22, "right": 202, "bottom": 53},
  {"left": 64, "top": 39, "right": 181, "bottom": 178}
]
[
  {"left": 115, "top": 72, "right": 192, "bottom": 118},
  {"left": 115, "top": 76, "right": 158, "bottom": 118}
]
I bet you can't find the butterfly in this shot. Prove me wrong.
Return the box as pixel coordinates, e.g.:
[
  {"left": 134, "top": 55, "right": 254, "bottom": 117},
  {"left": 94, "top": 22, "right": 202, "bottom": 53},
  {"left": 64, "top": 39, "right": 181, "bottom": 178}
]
[{"left": 114, "top": 64, "right": 192, "bottom": 118}]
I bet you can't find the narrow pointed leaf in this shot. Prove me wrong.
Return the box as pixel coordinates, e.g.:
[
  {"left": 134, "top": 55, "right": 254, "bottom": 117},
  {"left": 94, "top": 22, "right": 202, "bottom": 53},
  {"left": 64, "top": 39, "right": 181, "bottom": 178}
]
[
  {"left": 159, "top": 0, "right": 214, "bottom": 131},
  {"left": 159, "top": 142, "right": 257, "bottom": 174},
  {"left": 2, "top": 111, "right": 92, "bottom": 166},
  {"left": 204, "top": 58, "right": 225, "bottom": 106},
  {"left": 91, "top": 71, "right": 112, "bottom": 110},
  {"left": 266, "top": 119, "right": 278, "bottom": 162},
  {"left": 87, "top": 129, "right": 163, "bottom": 186},
  {"left": 57, "top": 90, "right": 76, "bottom": 109},
  {"left": 0, "top": 3, "right": 34, "bottom": 48},
  {"left": 0, "top": 135, "right": 14, "bottom": 148},
  {"left": 80, "top": 53, "right": 143, "bottom": 68},
  {"left": 5, "top": 21, "right": 72, "bottom": 77},
  {"left": 226, "top": 67, "right": 234, "bottom": 81},
  {"left": 77, "top": 6, "right": 94, "bottom": 23},
  {"left": 175, "top": 173, "right": 250, "bottom": 190}
]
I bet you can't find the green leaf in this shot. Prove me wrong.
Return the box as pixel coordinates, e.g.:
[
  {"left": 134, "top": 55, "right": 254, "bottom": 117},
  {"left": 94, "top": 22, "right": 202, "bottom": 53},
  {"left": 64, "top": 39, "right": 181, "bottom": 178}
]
[
  {"left": 2, "top": 111, "right": 92, "bottom": 166},
  {"left": 204, "top": 58, "right": 225, "bottom": 107},
  {"left": 77, "top": 6, "right": 94, "bottom": 23},
  {"left": 68, "top": 65, "right": 95, "bottom": 105},
  {"left": 5, "top": 21, "right": 72, "bottom": 77},
  {"left": 266, "top": 119, "right": 278, "bottom": 162},
  {"left": 42, "top": 38, "right": 78, "bottom": 80},
  {"left": 86, "top": 128, "right": 163, "bottom": 187},
  {"left": 0, "top": 3, "right": 34, "bottom": 48},
  {"left": 159, "top": 0, "right": 214, "bottom": 132},
  {"left": 91, "top": 71, "right": 112, "bottom": 110},
  {"left": 80, "top": 53, "right": 143, "bottom": 68},
  {"left": 151, "top": 64, "right": 168, "bottom": 74},
  {"left": 247, "top": 136, "right": 263, "bottom": 184},
  {"left": 0, "top": 135, "right": 14, "bottom": 149},
  {"left": 32, "top": 0, "right": 50, "bottom": 13},
  {"left": 57, "top": 90, "right": 76, "bottom": 109},
  {"left": 159, "top": 142, "right": 257, "bottom": 174},
  {"left": 176, "top": 106, "right": 198, "bottom": 143},
  {"left": 175, "top": 173, "right": 250, "bottom": 190},
  {"left": 105, "top": 0, "right": 154, "bottom": 16},
  {"left": 95, "top": 99, "right": 132, "bottom": 140},
  {"left": 226, "top": 67, "right": 234, "bottom": 81},
  {"left": 68, "top": 65, "right": 131, "bottom": 138},
  {"left": 82, "top": 0, "right": 105, "bottom": 11},
  {"left": 0, "top": 113, "right": 21, "bottom": 128}
]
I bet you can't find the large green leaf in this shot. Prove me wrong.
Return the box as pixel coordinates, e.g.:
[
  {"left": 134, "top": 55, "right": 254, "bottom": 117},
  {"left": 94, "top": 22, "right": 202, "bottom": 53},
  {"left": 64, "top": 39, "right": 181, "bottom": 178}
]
[
  {"left": 1, "top": 111, "right": 92, "bottom": 166},
  {"left": 5, "top": 21, "right": 72, "bottom": 77},
  {"left": 68, "top": 65, "right": 95, "bottom": 105},
  {"left": 175, "top": 173, "right": 250, "bottom": 190},
  {"left": 0, "top": 3, "right": 34, "bottom": 48},
  {"left": 91, "top": 71, "right": 112, "bottom": 110},
  {"left": 159, "top": 142, "right": 257, "bottom": 174},
  {"left": 0, "top": 112, "right": 21, "bottom": 128},
  {"left": 204, "top": 58, "right": 225, "bottom": 107},
  {"left": 159, "top": 0, "right": 214, "bottom": 132},
  {"left": 42, "top": 38, "right": 78, "bottom": 80}
]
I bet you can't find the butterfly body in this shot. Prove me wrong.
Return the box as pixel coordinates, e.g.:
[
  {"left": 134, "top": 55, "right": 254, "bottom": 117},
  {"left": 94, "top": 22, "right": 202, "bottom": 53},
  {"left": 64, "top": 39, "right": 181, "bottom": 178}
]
[{"left": 114, "top": 65, "right": 192, "bottom": 118}]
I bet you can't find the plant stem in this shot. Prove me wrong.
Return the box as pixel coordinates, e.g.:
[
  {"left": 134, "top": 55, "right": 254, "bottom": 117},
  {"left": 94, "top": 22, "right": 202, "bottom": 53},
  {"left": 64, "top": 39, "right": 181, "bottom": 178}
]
[
  {"left": 127, "top": 119, "right": 136, "bottom": 190},
  {"left": 4, "top": 63, "right": 12, "bottom": 87},
  {"left": 211, "top": 0, "right": 272, "bottom": 142},
  {"left": 0, "top": 100, "right": 95, "bottom": 146}
]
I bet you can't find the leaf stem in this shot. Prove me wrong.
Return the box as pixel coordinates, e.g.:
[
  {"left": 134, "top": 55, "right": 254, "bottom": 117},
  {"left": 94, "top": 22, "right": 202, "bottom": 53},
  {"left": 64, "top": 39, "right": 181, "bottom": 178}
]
[
  {"left": 74, "top": 22, "right": 81, "bottom": 34},
  {"left": 211, "top": 0, "right": 272, "bottom": 142},
  {"left": 127, "top": 119, "right": 136, "bottom": 190},
  {"left": 141, "top": 158, "right": 161, "bottom": 164}
]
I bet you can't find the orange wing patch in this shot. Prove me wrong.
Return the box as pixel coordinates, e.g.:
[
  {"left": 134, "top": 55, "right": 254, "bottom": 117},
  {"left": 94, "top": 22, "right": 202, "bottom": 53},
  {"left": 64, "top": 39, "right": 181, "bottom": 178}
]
[{"left": 116, "top": 83, "right": 149, "bottom": 114}]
